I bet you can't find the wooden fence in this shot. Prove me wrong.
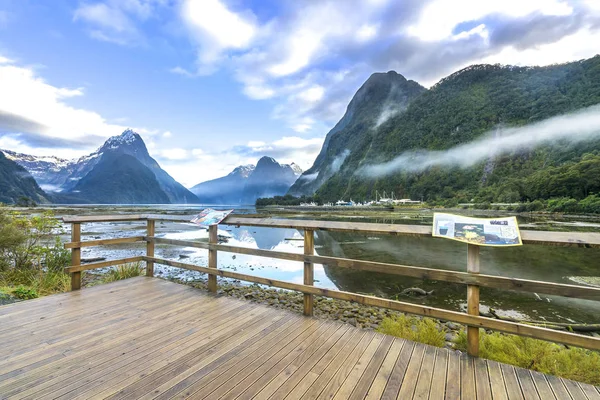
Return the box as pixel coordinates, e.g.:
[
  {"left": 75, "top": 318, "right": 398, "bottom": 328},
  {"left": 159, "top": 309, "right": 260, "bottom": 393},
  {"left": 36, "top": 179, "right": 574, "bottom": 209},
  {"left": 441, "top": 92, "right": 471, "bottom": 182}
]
[{"left": 62, "top": 214, "right": 600, "bottom": 357}]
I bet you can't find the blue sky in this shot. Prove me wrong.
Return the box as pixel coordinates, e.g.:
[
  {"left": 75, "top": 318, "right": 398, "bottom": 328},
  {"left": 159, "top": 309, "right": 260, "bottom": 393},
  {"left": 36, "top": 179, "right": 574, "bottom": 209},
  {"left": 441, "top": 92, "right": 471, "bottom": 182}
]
[{"left": 1, "top": 0, "right": 599, "bottom": 186}]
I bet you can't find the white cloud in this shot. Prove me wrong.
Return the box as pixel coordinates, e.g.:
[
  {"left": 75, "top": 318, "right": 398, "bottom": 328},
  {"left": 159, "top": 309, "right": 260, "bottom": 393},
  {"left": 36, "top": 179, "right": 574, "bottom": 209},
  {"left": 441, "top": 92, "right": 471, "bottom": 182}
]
[
  {"left": 0, "top": 55, "right": 13, "bottom": 64},
  {"left": 73, "top": 0, "right": 167, "bottom": 45},
  {"left": 407, "top": 0, "right": 573, "bottom": 41},
  {"left": 169, "top": 0, "right": 600, "bottom": 135},
  {"left": 0, "top": 58, "right": 136, "bottom": 154},
  {"left": 159, "top": 148, "right": 189, "bottom": 160},
  {"left": 181, "top": 0, "right": 257, "bottom": 66},
  {"left": 162, "top": 130, "right": 172, "bottom": 138}
]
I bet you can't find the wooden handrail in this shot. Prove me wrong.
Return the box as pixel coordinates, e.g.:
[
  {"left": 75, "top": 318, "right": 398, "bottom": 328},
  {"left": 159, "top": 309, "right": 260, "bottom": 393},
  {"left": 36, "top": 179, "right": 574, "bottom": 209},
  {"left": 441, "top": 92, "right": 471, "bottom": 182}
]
[
  {"left": 141, "top": 236, "right": 600, "bottom": 301},
  {"left": 144, "top": 256, "right": 600, "bottom": 352},
  {"left": 61, "top": 214, "right": 600, "bottom": 355},
  {"left": 61, "top": 214, "right": 600, "bottom": 248}
]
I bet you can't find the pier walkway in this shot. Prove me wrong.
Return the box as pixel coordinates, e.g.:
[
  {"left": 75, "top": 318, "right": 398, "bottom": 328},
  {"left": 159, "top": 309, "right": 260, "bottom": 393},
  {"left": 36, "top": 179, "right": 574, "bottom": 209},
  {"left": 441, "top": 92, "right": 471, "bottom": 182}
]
[{"left": 1, "top": 277, "right": 599, "bottom": 399}]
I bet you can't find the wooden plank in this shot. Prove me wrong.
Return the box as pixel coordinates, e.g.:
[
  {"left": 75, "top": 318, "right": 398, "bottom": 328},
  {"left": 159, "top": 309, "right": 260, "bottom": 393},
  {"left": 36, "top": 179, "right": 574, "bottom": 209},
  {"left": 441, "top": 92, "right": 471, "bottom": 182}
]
[
  {"left": 530, "top": 370, "right": 556, "bottom": 400},
  {"left": 460, "top": 354, "right": 476, "bottom": 400},
  {"left": 62, "top": 213, "right": 600, "bottom": 247},
  {"left": 396, "top": 342, "right": 426, "bottom": 399},
  {"left": 173, "top": 319, "right": 325, "bottom": 400},
  {"left": 62, "top": 214, "right": 146, "bottom": 223},
  {"left": 474, "top": 357, "right": 493, "bottom": 399},
  {"left": 252, "top": 323, "right": 351, "bottom": 400},
  {"left": 65, "top": 256, "right": 145, "bottom": 273},
  {"left": 212, "top": 322, "right": 338, "bottom": 400},
  {"left": 40, "top": 305, "right": 279, "bottom": 399},
  {"left": 147, "top": 257, "right": 600, "bottom": 352},
  {"left": 412, "top": 344, "right": 437, "bottom": 400},
  {"left": 578, "top": 382, "right": 600, "bottom": 400},
  {"left": 71, "top": 308, "right": 289, "bottom": 400},
  {"left": 501, "top": 363, "right": 525, "bottom": 400},
  {"left": 364, "top": 339, "right": 404, "bottom": 400},
  {"left": 312, "top": 331, "right": 376, "bottom": 400},
  {"left": 71, "top": 222, "right": 81, "bottom": 290},
  {"left": 299, "top": 331, "right": 371, "bottom": 400},
  {"left": 428, "top": 348, "right": 447, "bottom": 400},
  {"left": 444, "top": 349, "right": 460, "bottom": 400},
  {"left": 487, "top": 360, "right": 509, "bottom": 400},
  {"left": 147, "top": 237, "right": 600, "bottom": 301},
  {"left": 467, "top": 243, "right": 480, "bottom": 357},
  {"left": 545, "top": 374, "right": 572, "bottom": 399},
  {"left": 5, "top": 300, "right": 251, "bottom": 398},
  {"left": 562, "top": 377, "right": 588, "bottom": 400},
  {"left": 158, "top": 316, "right": 314, "bottom": 400},
  {"left": 64, "top": 236, "right": 145, "bottom": 248},
  {"left": 515, "top": 367, "right": 541, "bottom": 400},
  {"left": 304, "top": 229, "right": 315, "bottom": 316},
  {"left": 208, "top": 224, "right": 217, "bottom": 292},
  {"left": 326, "top": 334, "right": 385, "bottom": 400},
  {"left": 346, "top": 335, "right": 394, "bottom": 400},
  {"left": 146, "top": 220, "right": 155, "bottom": 277},
  {"left": 380, "top": 340, "right": 415, "bottom": 400}
]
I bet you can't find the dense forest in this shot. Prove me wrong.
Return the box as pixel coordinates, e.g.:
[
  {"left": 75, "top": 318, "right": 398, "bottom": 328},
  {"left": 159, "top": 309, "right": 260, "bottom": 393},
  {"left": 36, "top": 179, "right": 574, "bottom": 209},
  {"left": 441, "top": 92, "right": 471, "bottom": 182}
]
[{"left": 295, "top": 56, "right": 600, "bottom": 210}]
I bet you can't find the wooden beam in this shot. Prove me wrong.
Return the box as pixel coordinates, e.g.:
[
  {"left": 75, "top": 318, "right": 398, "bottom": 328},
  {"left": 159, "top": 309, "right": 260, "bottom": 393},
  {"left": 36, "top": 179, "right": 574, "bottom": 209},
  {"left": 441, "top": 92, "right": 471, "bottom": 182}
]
[
  {"left": 62, "top": 214, "right": 600, "bottom": 247},
  {"left": 70, "top": 223, "right": 81, "bottom": 291},
  {"left": 467, "top": 244, "right": 480, "bottom": 357},
  {"left": 64, "top": 236, "right": 145, "bottom": 249},
  {"left": 208, "top": 225, "right": 218, "bottom": 292},
  {"left": 65, "top": 256, "right": 145, "bottom": 273},
  {"left": 145, "top": 256, "right": 600, "bottom": 351},
  {"left": 62, "top": 214, "right": 146, "bottom": 223},
  {"left": 145, "top": 236, "right": 600, "bottom": 301},
  {"left": 146, "top": 220, "right": 155, "bottom": 277},
  {"left": 304, "top": 229, "right": 315, "bottom": 316}
]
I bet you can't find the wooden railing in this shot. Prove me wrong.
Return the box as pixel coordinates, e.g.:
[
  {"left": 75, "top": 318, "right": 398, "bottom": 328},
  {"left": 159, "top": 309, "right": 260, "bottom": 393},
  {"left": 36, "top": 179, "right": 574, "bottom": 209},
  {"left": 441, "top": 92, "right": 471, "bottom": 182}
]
[{"left": 62, "top": 214, "right": 600, "bottom": 357}]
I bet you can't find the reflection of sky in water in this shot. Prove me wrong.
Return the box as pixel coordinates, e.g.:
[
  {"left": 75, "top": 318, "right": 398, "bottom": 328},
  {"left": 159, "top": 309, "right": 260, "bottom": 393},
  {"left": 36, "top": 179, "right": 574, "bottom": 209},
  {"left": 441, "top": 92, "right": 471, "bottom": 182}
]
[{"left": 161, "top": 226, "right": 337, "bottom": 290}]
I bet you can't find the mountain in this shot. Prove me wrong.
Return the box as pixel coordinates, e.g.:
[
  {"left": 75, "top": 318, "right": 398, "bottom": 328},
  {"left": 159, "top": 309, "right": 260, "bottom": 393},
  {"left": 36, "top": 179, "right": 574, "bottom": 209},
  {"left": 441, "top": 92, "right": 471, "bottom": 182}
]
[
  {"left": 0, "top": 151, "right": 50, "bottom": 204},
  {"left": 241, "top": 157, "right": 301, "bottom": 204},
  {"left": 288, "top": 71, "right": 426, "bottom": 196},
  {"left": 191, "top": 157, "right": 302, "bottom": 204},
  {"left": 0, "top": 150, "right": 74, "bottom": 192},
  {"left": 63, "top": 153, "right": 170, "bottom": 204},
  {"left": 190, "top": 164, "right": 255, "bottom": 204},
  {"left": 293, "top": 56, "right": 600, "bottom": 204},
  {"left": 5, "top": 129, "right": 200, "bottom": 204}
]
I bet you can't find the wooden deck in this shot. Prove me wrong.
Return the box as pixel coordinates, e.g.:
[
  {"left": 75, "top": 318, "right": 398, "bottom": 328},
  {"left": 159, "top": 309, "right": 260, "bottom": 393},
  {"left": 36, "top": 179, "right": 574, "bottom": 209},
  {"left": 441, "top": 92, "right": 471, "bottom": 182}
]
[{"left": 1, "top": 277, "right": 598, "bottom": 400}]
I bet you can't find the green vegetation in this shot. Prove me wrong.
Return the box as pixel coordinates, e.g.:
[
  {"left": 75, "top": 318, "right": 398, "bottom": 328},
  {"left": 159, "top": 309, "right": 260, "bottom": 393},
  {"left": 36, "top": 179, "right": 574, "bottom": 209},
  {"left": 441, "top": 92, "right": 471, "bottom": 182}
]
[
  {"left": 0, "top": 208, "right": 71, "bottom": 297},
  {"left": 454, "top": 330, "right": 600, "bottom": 386},
  {"left": 305, "top": 56, "right": 600, "bottom": 208},
  {"left": 101, "top": 262, "right": 145, "bottom": 283},
  {"left": 377, "top": 314, "right": 446, "bottom": 347},
  {"left": 256, "top": 194, "right": 320, "bottom": 206}
]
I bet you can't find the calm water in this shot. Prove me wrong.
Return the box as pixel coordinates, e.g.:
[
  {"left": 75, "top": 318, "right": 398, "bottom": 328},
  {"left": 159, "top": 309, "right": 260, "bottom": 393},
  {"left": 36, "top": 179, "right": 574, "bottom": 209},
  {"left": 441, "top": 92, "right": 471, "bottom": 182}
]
[{"left": 50, "top": 204, "right": 600, "bottom": 324}]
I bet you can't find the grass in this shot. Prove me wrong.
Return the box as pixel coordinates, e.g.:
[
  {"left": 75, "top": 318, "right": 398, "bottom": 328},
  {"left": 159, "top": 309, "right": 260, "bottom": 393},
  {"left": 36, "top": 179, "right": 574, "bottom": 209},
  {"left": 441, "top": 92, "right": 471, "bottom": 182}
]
[
  {"left": 0, "top": 269, "right": 70, "bottom": 297},
  {"left": 377, "top": 314, "right": 446, "bottom": 347},
  {"left": 454, "top": 330, "right": 600, "bottom": 386},
  {"left": 101, "top": 262, "right": 145, "bottom": 283}
]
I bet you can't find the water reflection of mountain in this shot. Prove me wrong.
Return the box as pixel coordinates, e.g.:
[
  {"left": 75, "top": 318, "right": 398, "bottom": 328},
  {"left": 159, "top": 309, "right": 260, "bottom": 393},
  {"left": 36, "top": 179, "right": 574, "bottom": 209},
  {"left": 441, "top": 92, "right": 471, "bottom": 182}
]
[
  {"left": 314, "top": 231, "right": 600, "bottom": 323},
  {"left": 229, "top": 226, "right": 299, "bottom": 250}
]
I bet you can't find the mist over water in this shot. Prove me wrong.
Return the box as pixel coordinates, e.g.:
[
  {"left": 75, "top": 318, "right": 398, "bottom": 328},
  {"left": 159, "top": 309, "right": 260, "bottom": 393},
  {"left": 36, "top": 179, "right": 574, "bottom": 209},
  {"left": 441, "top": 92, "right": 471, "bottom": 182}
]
[{"left": 359, "top": 104, "right": 600, "bottom": 178}]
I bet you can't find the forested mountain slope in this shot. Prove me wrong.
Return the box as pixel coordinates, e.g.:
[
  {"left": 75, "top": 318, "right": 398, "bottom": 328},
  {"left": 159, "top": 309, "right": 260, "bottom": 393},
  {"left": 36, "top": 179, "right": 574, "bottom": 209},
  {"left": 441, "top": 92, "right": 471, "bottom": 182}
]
[{"left": 308, "top": 56, "right": 600, "bottom": 204}]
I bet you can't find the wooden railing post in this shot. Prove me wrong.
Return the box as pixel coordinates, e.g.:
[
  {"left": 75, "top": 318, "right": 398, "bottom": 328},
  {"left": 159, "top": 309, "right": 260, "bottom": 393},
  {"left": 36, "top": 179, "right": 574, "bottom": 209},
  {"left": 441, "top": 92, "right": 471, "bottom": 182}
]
[
  {"left": 146, "top": 219, "right": 155, "bottom": 277},
  {"left": 467, "top": 243, "right": 480, "bottom": 356},
  {"left": 303, "top": 229, "right": 315, "bottom": 316},
  {"left": 70, "top": 223, "right": 81, "bottom": 291},
  {"left": 208, "top": 224, "right": 218, "bottom": 292}
]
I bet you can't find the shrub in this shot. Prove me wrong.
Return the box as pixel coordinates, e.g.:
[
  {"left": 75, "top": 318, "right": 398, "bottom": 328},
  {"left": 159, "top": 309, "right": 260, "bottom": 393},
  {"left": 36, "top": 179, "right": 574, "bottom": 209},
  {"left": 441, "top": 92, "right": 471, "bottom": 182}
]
[
  {"left": 13, "top": 285, "right": 38, "bottom": 300},
  {"left": 101, "top": 262, "right": 145, "bottom": 283},
  {"left": 454, "top": 330, "right": 600, "bottom": 386},
  {"left": 377, "top": 315, "right": 446, "bottom": 347}
]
